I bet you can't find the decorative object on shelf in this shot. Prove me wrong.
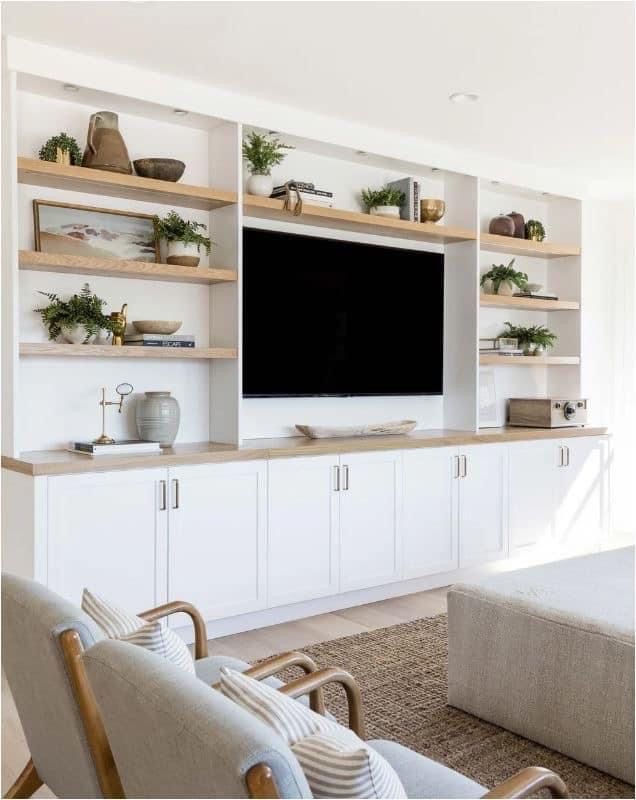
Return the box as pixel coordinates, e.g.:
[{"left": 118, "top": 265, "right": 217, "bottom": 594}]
[
  {"left": 279, "top": 181, "right": 304, "bottom": 216},
  {"left": 38, "top": 132, "right": 83, "bottom": 166},
  {"left": 109, "top": 303, "right": 128, "bottom": 346},
  {"left": 153, "top": 210, "right": 212, "bottom": 267},
  {"left": 242, "top": 131, "right": 293, "bottom": 197},
  {"left": 508, "top": 211, "right": 526, "bottom": 238},
  {"left": 136, "top": 391, "right": 181, "bottom": 447},
  {"left": 125, "top": 333, "right": 194, "bottom": 348},
  {"left": 480, "top": 258, "right": 528, "bottom": 295},
  {"left": 479, "top": 369, "right": 500, "bottom": 428},
  {"left": 33, "top": 199, "right": 159, "bottom": 262},
  {"left": 500, "top": 321, "right": 557, "bottom": 355},
  {"left": 525, "top": 219, "right": 546, "bottom": 241},
  {"left": 360, "top": 185, "right": 406, "bottom": 218},
  {"left": 496, "top": 337, "right": 520, "bottom": 353},
  {"left": 132, "top": 158, "right": 186, "bottom": 182},
  {"left": 525, "top": 282, "right": 543, "bottom": 293},
  {"left": 132, "top": 320, "right": 182, "bottom": 335},
  {"left": 296, "top": 420, "right": 417, "bottom": 439},
  {"left": 419, "top": 199, "right": 445, "bottom": 223},
  {"left": 271, "top": 181, "right": 334, "bottom": 208},
  {"left": 82, "top": 111, "right": 132, "bottom": 174},
  {"left": 488, "top": 214, "right": 516, "bottom": 236},
  {"left": 93, "top": 382, "right": 134, "bottom": 445},
  {"left": 71, "top": 439, "right": 160, "bottom": 455},
  {"left": 34, "top": 283, "right": 113, "bottom": 343},
  {"left": 386, "top": 177, "right": 420, "bottom": 221}
]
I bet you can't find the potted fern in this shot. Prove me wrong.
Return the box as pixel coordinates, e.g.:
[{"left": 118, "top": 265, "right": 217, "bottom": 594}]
[
  {"left": 360, "top": 186, "right": 405, "bottom": 218},
  {"left": 480, "top": 259, "right": 528, "bottom": 296},
  {"left": 242, "top": 132, "right": 293, "bottom": 197},
  {"left": 501, "top": 321, "right": 557, "bottom": 355},
  {"left": 154, "top": 211, "right": 212, "bottom": 267},
  {"left": 35, "top": 283, "right": 113, "bottom": 344}
]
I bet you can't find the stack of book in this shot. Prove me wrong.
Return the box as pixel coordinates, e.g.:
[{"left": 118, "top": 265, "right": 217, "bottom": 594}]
[
  {"left": 125, "top": 334, "right": 195, "bottom": 348},
  {"left": 70, "top": 440, "right": 161, "bottom": 456},
  {"left": 270, "top": 181, "right": 334, "bottom": 207},
  {"left": 386, "top": 177, "right": 420, "bottom": 222},
  {"left": 513, "top": 291, "right": 559, "bottom": 300}
]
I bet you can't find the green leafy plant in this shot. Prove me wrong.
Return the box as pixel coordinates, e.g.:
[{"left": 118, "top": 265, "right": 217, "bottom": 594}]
[
  {"left": 360, "top": 185, "right": 405, "bottom": 212},
  {"left": 480, "top": 259, "right": 528, "bottom": 293},
  {"left": 38, "top": 132, "right": 83, "bottom": 166},
  {"left": 501, "top": 322, "right": 557, "bottom": 352},
  {"left": 35, "top": 283, "right": 113, "bottom": 342},
  {"left": 242, "top": 132, "right": 292, "bottom": 176},
  {"left": 525, "top": 219, "right": 546, "bottom": 241},
  {"left": 153, "top": 211, "right": 212, "bottom": 254}
]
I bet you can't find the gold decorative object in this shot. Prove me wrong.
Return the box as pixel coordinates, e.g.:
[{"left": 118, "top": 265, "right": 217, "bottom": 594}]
[
  {"left": 420, "top": 199, "right": 445, "bottom": 223},
  {"left": 109, "top": 303, "right": 128, "bottom": 346},
  {"left": 93, "top": 382, "right": 133, "bottom": 444},
  {"left": 55, "top": 147, "right": 71, "bottom": 166}
]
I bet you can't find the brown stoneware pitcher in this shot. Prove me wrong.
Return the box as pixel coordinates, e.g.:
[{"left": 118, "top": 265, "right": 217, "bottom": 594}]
[{"left": 82, "top": 111, "right": 132, "bottom": 174}]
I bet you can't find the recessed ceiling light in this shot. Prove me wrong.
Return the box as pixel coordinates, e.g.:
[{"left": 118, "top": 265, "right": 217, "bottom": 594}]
[
  {"left": 449, "top": 92, "right": 479, "bottom": 104},
  {"left": 431, "top": 167, "right": 440, "bottom": 172},
  {"left": 268, "top": 130, "right": 280, "bottom": 135},
  {"left": 63, "top": 83, "right": 79, "bottom": 93},
  {"left": 356, "top": 150, "right": 369, "bottom": 156},
  {"left": 491, "top": 180, "right": 500, "bottom": 185},
  {"left": 542, "top": 191, "right": 550, "bottom": 196},
  {"left": 173, "top": 108, "right": 188, "bottom": 116}
]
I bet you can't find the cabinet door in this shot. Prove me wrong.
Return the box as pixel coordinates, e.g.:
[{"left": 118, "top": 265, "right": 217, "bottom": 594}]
[
  {"left": 458, "top": 444, "right": 507, "bottom": 567},
  {"left": 339, "top": 451, "right": 402, "bottom": 592},
  {"left": 556, "top": 436, "right": 608, "bottom": 555},
  {"left": 268, "top": 455, "right": 339, "bottom": 607},
  {"left": 508, "top": 440, "right": 560, "bottom": 557},
  {"left": 402, "top": 448, "right": 458, "bottom": 578},
  {"left": 167, "top": 461, "right": 267, "bottom": 622},
  {"left": 47, "top": 468, "right": 167, "bottom": 611}
]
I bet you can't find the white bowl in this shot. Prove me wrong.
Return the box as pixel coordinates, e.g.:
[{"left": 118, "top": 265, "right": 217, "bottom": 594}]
[{"left": 132, "top": 320, "right": 182, "bottom": 335}]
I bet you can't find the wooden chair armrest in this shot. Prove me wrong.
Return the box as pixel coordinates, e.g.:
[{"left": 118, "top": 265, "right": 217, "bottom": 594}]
[
  {"left": 483, "top": 767, "right": 569, "bottom": 798},
  {"left": 138, "top": 601, "right": 209, "bottom": 660},
  {"left": 278, "top": 667, "right": 366, "bottom": 739},
  {"left": 242, "top": 652, "right": 326, "bottom": 715}
]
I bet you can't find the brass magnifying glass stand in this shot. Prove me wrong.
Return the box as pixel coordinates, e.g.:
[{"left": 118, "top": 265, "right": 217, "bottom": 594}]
[{"left": 93, "top": 383, "right": 134, "bottom": 445}]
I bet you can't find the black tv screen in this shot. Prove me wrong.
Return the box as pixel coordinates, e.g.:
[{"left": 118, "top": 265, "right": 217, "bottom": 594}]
[{"left": 242, "top": 227, "right": 444, "bottom": 397}]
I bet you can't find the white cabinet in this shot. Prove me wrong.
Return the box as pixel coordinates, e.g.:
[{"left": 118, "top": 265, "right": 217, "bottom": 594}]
[
  {"left": 339, "top": 451, "right": 402, "bottom": 591},
  {"left": 402, "top": 448, "right": 458, "bottom": 578},
  {"left": 268, "top": 455, "right": 339, "bottom": 607},
  {"left": 47, "top": 468, "right": 166, "bottom": 611},
  {"left": 167, "top": 461, "right": 267, "bottom": 622}
]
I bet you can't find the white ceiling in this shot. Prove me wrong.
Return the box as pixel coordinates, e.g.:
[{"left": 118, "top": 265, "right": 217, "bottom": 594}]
[{"left": 3, "top": 1, "right": 634, "bottom": 185}]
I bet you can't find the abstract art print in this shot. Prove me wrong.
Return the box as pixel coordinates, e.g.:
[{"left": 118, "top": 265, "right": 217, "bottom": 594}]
[{"left": 33, "top": 200, "right": 159, "bottom": 262}]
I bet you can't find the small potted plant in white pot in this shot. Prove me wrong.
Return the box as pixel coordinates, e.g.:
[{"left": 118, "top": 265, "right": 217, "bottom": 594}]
[
  {"left": 154, "top": 211, "right": 212, "bottom": 267},
  {"left": 480, "top": 259, "right": 528, "bottom": 296},
  {"left": 361, "top": 185, "right": 405, "bottom": 218},
  {"left": 38, "top": 132, "right": 83, "bottom": 167},
  {"left": 501, "top": 322, "right": 557, "bottom": 355},
  {"left": 242, "top": 132, "right": 292, "bottom": 197},
  {"left": 35, "top": 283, "right": 114, "bottom": 343}
]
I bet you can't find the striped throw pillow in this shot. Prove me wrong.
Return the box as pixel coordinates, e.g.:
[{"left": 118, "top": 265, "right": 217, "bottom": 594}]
[
  {"left": 81, "top": 588, "right": 195, "bottom": 675},
  {"left": 219, "top": 668, "right": 406, "bottom": 799}
]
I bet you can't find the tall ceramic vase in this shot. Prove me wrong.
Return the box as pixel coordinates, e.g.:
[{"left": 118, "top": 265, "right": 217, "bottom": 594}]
[{"left": 136, "top": 391, "right": 180, "bottom": 447}]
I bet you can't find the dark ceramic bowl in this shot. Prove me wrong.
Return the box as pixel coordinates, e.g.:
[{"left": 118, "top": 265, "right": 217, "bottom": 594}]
[{"left": 133, "top": 158, "right": 186, "bottom": 182}]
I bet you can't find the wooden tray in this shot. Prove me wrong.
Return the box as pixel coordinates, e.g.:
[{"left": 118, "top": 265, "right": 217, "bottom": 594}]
[{"left": 295, "top": 420, "right": 417, "bottom": 439}]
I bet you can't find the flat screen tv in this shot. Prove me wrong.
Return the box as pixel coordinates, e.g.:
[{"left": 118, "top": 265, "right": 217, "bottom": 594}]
[{"left": 242, "top": 227, "right": 444, "bottom": 397}]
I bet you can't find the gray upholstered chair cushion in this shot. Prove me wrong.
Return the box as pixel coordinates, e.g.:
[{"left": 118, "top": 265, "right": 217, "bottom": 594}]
[
  {"left": 369, "top": 740, "right": 485, "bottom": 799},
  {"left": 2, "top": 573, "right": 105, "bottom": 798},
  {"left": 83, "top": 638, "right": 313, "bottom": 799}
]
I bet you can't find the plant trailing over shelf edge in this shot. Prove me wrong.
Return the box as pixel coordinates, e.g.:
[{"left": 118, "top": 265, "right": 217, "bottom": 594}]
[
  {"left": 501, "top": 321, "right": 557, "bottom": 350},
  {"left": 35, "top": 283, "right": 114, "bottom": 342},
  {"left": 242, "top": 131, "right": 293, "bottom": 176},
  {"left": 153, "top": 211, "right": 213, "bottom": 254},
  {"left": 525, "top": 219, "right": 546, "bottom": 241},
  {"left": 38, "top": 132, "right": 83, "bottom": 166},
  {"left": 480, "top": 259, "right": 528, "bottom": 293},
  {"left": 360, "top": 185, "right": 406, "bottom": 212}
]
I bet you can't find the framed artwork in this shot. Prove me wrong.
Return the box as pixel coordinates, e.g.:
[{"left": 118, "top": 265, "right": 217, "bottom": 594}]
[
  {"left": 33, "top": 199, "right": 159, "bottom": 262},
  {"left": 479, "top": 368, "right": 500, "bottom": 428}
]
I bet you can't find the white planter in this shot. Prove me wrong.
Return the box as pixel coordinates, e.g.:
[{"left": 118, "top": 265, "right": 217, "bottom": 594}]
[
  {"left": 63, "top": 326, "right": 97, "bottom": 344},
  {"left": 247, "top": 173, "right": 273, "bottom": 197},
  {"left": 166, "top": 240, "right": 201, "bottom": 267},
  {"left": 497, "top": 281, "right": 515, "bottom": 296},
  {"left": 370, "top": 205, "right": 401, "bottom": 218}
]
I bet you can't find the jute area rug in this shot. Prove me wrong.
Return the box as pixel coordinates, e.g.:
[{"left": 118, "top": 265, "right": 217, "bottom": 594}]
[{"left": 278, "top": 614, "right": 633, "bottom": 799}]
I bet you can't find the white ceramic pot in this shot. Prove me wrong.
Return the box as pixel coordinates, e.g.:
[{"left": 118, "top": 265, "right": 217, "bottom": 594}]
[
  {"left": 496, "top": 281, "right": 515, "bottom": 296},
  {"left": 247, "top": 173, "right": 273, "bottom": 197},
  {"left": 136, "top": 391, "right": 181, "bottom": 447},
  {"left": 370, "top": 205, "right": 401, "bottom": 218},
  {"left": 166, "top": 240, "right": 200, "bottom": 267},
  {"left": 63, "top": 325, "right": 97, "bottom": 344}
]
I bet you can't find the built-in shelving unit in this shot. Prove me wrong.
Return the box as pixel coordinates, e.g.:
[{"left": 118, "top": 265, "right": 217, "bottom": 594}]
[
  {"left": 480, "top": 294, "right": 580, "bottom": 311},
  {"left": 479, "top": 354, "right": 580, "bottom": 366},
  {"left": 480, "top": 232, "right": 580, "bottom": 258},
  {"left": 19, "top": 343, "right": 237, "bottom": 359}
]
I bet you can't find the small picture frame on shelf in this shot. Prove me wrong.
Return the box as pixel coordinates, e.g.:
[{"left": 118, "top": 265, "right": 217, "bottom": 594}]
[{"left": 33, "top": 199, "right": 159, "bottom": 263}]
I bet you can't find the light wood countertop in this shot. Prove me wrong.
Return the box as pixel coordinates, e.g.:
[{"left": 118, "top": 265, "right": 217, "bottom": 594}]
[{"left": 1, "top": 427, "right": 608, "bottom": 477}]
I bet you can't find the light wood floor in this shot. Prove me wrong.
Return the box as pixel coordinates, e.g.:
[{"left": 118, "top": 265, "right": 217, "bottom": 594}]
[{"left": 1, "top": 587, "right": 448, "bottom": 797}]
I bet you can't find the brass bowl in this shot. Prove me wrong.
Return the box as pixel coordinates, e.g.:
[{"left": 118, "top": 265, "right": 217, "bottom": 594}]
[{"left": 420, "top": 199, "right": 445, "bottom": 223}]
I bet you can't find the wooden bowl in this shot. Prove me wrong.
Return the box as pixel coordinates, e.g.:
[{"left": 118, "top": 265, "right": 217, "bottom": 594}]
[
  {"left": 420, "top": 199, "right": 445, "bottom": 223},
  {"left": 133, "top": 158, "right": 186, "bottom": 182},
  {"left": 132, "top": 320, "right": 182, "bottom": 335}
]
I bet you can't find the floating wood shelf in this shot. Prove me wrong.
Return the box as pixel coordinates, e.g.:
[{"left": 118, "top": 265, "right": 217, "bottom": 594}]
[
  {"left": 480, "top": 233, "right": 580, "bottom": 259},
  {"left": 17, "top": 158, "right": 237, "bottom": 211},
  {"left": 19, "top": 250, "right": 237, "bottom": 285},
  {"left": 479, "top": 354, "right": 580, "bottom": 366},
  {"left": 19, "top": 343, "right": 237, "bottom": 359},
  {"left": 244, "top": 195, "right": 476, "bottom": 244},
  {"left": 480, "top": 294, "right": 580, "bottom": 311}
]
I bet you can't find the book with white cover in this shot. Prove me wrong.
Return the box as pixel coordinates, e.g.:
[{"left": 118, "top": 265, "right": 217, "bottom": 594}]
[{"left": 70, "top": 439, "right": 161, "bottom": 455}]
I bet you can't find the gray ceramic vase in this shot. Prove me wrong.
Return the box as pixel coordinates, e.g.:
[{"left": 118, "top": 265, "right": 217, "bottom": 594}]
[{"left": 136, "top": 391, "right": 180, "bottom": 447}]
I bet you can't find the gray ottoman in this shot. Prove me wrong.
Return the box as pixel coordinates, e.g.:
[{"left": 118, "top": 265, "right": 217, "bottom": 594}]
[{"left": 448, "top": 548, "right": 635, "bottom": 783}]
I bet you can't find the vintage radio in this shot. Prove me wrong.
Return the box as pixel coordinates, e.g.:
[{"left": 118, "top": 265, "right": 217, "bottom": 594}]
[{"left": 508, "top": 398, "right": 588, "bottom": 428}]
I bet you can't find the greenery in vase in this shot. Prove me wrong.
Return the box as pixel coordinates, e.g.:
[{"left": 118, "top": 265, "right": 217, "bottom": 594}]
[
  {"left": 242, "top": 132, "right": 292, "bottom": 176},
  {"left": 360, "top": 185, "right": 406, "bottom": 212},
  {"left": 501, "top": 321, "right": 557, "bottom": 351},
  {"left": 525, "top": 219, "right": 546, "bottom": 241},
  {"left": 38, "top": 132, "right": 83, "bottom": 166},
  {"left": 153, "top": 211, "right": 212, "bottom": 254},
  {"left": 480, "top": 258, "right": 528, "bottom": 293},
  {"left": 35, "top": 283, "right": 113, "bottom": 342}
]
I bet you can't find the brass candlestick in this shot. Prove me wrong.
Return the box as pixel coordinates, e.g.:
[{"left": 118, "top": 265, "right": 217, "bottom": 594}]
[{"left": 93, "top": 382, "right": 133, "bottom": 445}]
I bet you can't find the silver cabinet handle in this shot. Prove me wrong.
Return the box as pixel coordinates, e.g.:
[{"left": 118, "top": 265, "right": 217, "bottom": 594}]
[
  {"left": 564, "top": 445, "right": 570, "bottom": 467},
  {"left": 333, "top": 465, "right": 340, "bottom": 492},
  {"left": 171, "top": 478, "right": 179, "bottom": 509},
  {"left": 453, "top": 455, "right": 460, "bottom": 479},
  {"left": 558, "top": 445, "right": 564, "bottom": 467},
  {"left": 460, "top": 454, "right": 468, "bottom": 478},
  {"left": 159, "top": 480, "right": 167, "bottom": 511},
  {"left": 343, "top": 465, "right": 350, "bottom": 491}
]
